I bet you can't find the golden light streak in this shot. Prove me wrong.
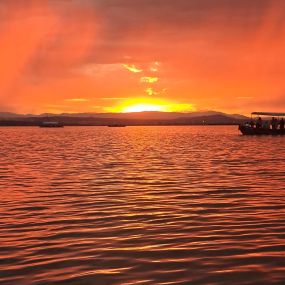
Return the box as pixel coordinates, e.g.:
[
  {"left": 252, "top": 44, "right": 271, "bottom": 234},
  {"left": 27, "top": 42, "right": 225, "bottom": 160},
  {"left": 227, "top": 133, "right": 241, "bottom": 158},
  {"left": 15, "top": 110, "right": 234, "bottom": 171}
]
[
  {"left": 65, "top": 98, "right": 89, "bottom": 102},
  {"left": 122, "top": 64, "right": 143, "bottom": 73},
  {"left": 170, "top": 103, "right": 196, "bottom": 112},
  {"left": 145, "top": 88, "right": 158, "bottom": 96},
  {"left": 140, "top": 77, "right": 159, "bottom": 83}
]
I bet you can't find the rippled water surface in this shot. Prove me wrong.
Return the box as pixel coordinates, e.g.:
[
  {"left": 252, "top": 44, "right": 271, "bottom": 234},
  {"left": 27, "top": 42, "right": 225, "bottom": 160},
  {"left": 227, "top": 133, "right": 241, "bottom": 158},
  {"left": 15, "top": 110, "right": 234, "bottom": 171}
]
[{"left": 1, "top": 126, "right": 285, "bottom": 285}]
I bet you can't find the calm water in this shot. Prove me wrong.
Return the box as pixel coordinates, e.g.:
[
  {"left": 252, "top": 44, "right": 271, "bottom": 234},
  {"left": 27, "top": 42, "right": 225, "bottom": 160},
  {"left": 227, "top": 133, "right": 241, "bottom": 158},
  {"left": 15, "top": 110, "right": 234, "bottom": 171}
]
[{"left": 1, "top": 126, "right": 285, "bottom": 285}]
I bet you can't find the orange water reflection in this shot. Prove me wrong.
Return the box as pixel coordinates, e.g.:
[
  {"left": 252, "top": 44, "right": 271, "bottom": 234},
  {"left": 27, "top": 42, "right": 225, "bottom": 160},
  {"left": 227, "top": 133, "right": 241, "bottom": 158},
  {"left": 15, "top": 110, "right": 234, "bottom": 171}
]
[{"left": 0, "top": 126, "right": 285, "bottom": 284}]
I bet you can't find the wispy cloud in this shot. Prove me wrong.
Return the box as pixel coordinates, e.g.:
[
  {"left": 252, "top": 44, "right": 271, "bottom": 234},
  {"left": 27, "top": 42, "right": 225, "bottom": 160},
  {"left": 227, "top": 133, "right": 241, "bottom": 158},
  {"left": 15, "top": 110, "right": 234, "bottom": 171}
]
[
  {"left": 140, "top": 77, "right": 159, "bottom": 83},
  {"left": 122, "top": 61, "right": 165, "bottom": 96},
  {"left": 145, "top": 88, "right": 159, "bottom": 96},
  {"left": 65, "top": 98, "right": 90, "bottom": 102},
  {"left": 150, "top": 62, "right": 160, "bottom": 72},
  {"left": 122, "top": 64, "right": 143, "bottom": 73}
]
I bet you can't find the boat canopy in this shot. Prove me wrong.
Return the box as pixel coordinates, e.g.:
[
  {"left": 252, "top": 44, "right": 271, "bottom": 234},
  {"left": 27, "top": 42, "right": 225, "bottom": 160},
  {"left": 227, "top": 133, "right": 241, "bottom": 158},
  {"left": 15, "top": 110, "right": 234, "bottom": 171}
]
[{"left": 252, "top": 112, "right": 285, "bottom": 117}]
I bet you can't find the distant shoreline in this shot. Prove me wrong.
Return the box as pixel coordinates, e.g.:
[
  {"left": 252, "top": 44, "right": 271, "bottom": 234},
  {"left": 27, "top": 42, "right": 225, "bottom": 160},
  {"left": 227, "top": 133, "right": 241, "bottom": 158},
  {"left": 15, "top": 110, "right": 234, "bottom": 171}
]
[
  {"left": 0, "top": 113, "right": 247, "bottom": 127},
  {"left": 0, "top": 122, "right": 242, "bottom": 127}
]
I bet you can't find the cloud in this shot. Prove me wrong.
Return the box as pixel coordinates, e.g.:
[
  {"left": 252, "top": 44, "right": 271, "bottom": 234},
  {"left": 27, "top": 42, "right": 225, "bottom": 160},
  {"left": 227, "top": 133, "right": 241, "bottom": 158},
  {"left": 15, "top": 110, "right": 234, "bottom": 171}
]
[
  {"left": 140, "top": 77, "right": 159, "bottom": 83},
  {"left": 150, "top": 62, "right": 160, "bottom": 72},
  {"left": 145, "top": 88, "right": 158, "bottom": 96},
  {"left": 65, "top": 98, "right": 90, "bottom": 102},
  {"left": 122, "top": 64, "right": 143, "bottom": 73}
]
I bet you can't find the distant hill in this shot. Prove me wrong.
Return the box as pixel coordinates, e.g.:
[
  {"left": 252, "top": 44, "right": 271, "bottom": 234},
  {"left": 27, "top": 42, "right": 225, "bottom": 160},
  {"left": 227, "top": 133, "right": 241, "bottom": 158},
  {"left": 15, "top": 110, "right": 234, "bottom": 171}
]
[
  {"left": 0, "top": 112, "right": 25, "bottom": 118},
  {"left": 0, "top": 111, "right": 249, "bottom": 126}
]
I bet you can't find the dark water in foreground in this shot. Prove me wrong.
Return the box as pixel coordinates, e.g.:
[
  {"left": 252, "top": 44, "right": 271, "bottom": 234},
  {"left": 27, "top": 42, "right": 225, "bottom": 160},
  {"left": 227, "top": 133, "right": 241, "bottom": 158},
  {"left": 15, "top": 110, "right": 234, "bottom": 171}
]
[{"left": 1, "top": 126, "right": 285, "bottom": 285}]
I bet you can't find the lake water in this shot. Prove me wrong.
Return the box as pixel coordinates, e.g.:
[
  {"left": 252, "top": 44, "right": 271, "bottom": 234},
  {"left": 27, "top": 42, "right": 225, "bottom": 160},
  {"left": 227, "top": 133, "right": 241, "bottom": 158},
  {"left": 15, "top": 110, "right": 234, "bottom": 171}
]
[{"left": 1, "top": 126, "right": 285, "bottom": 285}]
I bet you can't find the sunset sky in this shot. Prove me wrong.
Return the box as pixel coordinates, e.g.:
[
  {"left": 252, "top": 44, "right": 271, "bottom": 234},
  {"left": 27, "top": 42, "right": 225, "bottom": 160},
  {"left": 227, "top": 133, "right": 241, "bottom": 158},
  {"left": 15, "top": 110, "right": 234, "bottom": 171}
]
[{"left": 1, "top": 0, "right": 285, "bottom": 115}]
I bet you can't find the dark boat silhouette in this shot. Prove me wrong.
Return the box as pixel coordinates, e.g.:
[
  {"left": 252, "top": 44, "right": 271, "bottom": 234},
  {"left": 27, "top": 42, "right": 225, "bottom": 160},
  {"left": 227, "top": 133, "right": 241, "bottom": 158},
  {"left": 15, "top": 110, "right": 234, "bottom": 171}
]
[
  {"left": 107, "top": 124, "right": 126, "bottom": 127},
  {"left": 239, "top": 112, "right": 285, "bottom": 135},
  {"left": 39, "top": 121, "right": 64, "bottom": 128}
]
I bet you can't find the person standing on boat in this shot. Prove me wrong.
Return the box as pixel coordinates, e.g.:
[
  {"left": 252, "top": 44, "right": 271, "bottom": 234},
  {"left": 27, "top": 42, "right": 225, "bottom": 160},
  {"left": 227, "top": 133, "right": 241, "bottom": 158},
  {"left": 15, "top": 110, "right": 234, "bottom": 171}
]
[
  {"left": 256, "top": 117, "right": 262, "bottom": 129},
  {"left": 280, "top": 118, "right": 285, "bottom": 130},
  {"left": 263, "top": 120, "right": 270, "bottom": 129},
  {"left": 250, "top": 119, "right": 255, "bottom": 128},
  {"left": 271, "top": 117, "right": 277, "bottom": 130}
]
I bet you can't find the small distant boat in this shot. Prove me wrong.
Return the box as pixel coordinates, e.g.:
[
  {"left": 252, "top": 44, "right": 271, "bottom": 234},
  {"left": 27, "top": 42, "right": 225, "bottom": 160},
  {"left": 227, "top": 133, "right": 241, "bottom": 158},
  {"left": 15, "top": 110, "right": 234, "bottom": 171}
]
[
  {"left": 107, "top": 124, "right": 126, "bottom": 128},
  {"left": 39, "top": 121, "right": 64, "bottom": 128},
  {"left": 239, "top": 112, "right": 285, "bottom": 135}
]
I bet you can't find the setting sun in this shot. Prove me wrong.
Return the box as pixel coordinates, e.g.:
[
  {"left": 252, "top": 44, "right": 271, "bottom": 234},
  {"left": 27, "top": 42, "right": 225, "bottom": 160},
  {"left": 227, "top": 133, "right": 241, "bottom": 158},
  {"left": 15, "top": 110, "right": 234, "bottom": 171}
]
[
  {"left": 123, "top": 103, "right": 164, "bottom": 113},
  {"left": 106, "top": 97, "right": 196, "bottom": 113}
]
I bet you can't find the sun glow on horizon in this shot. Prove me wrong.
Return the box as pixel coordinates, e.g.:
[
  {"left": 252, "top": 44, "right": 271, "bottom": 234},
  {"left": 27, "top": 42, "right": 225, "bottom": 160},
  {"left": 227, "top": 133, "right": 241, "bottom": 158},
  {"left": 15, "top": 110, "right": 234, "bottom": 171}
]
[
  {"left": 106, "top": 97, "right": 196, "bottom": 113},
  {"left": 123, "top": 103, "right": 164, "bottom": 113}
]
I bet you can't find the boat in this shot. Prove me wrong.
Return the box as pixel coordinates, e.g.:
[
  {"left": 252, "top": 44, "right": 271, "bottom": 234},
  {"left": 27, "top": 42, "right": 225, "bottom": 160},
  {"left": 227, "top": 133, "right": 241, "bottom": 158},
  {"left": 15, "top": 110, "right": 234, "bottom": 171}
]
[
  {"left": 39, "top": 121, "right": 64, "bottom": 128},
  {"left": 107, "top": 124, "right": 126, "bottom": 127},
  {"left": 239, "top": 112, "right": 285, "bottom": 135}
]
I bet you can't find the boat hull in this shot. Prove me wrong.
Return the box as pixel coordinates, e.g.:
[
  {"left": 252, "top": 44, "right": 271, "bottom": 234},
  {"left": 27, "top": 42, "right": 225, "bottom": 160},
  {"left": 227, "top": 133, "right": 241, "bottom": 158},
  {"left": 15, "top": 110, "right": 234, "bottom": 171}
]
[
  {"left": 107, "top": 124, "right": 126, "bottom": 127},
  {"left": 239, "top": 125, "right": 285, "bottom": 135},
  {"left": 39, "top": 125, "right": 64, "bottom": 128},
  {"left": 39, "top": 122, "right": 64, "bottom": 128}
]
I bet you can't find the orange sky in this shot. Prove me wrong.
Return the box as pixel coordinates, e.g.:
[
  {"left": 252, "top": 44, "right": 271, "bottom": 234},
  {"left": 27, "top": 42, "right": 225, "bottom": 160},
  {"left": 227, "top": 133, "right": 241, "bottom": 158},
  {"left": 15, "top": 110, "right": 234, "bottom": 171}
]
[{"left": 1, "top": 0, "right": 285, "bottom": 115}]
